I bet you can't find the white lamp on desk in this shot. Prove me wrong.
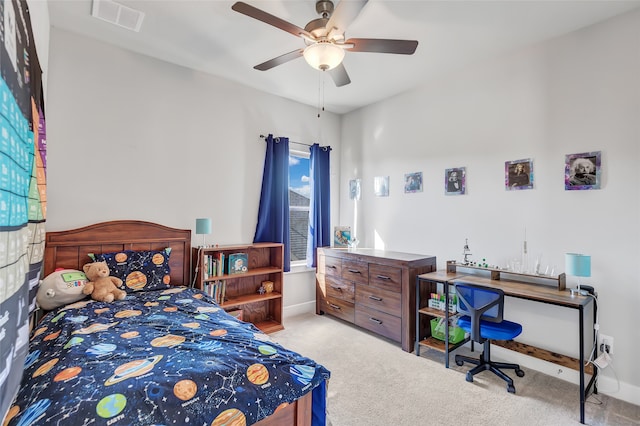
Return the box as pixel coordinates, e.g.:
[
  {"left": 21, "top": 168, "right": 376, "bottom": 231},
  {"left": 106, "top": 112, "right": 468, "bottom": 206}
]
[{"left": 565, "top": 253, "right": 591, "bottom": 296}]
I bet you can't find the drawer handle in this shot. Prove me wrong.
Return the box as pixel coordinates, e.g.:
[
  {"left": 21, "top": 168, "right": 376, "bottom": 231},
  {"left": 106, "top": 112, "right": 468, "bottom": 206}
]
[
  {"left": 330, "top": 286, "right": 343, "bottom": 291},
  {"left": 369, "top": 317, "right": 382, "bottom": 325},
  {"left": 329, "top": 303, "right": 341, "bottom": 311},
  {"left": 348, "top": 269, "right": 361, "bottom": 274},
  {"left": 368, "top": 295, "right": 383, "bottom": 302},
  {"left": 376, "top": 275, "right": 391, "bottom": 280},
  {"left": 328, "top": 265, "right": 337, "bottom": 269}
]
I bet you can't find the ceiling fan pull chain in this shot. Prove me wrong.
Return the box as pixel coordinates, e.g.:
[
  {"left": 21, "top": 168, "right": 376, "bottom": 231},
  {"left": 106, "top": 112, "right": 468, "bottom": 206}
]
[
  {"left": 317, "top": 70, "right": 322, "bottom": 118},
  {"left": 317, "top": 72, "right": 323, "bottom": 143},
  {"left": 322, "top": 72, "right": 326, "bottom": 114}
]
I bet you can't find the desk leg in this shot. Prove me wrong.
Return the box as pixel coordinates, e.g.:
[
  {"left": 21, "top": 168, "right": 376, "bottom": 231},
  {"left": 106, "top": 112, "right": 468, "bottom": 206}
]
[
  {"left": 585, "top": 299, "right": 598, "bottom": 399},
  {"left": 579, "top": 306, "right": 585, "bottom": 424},
  {"left": 593, "top": 300, "right": 598, "bottom": 395},
  {"left": 444, "top": 282, "right": 450, "bottom": 368},
  {"left": 415, "top": 276, "right": 420, "bottom": 356}
]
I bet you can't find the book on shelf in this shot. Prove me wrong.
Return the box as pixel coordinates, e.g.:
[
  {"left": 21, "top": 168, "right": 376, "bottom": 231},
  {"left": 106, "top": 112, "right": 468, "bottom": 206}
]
[
  {"left": 203, "top": 254, "right": 217, "bottom": 279},
  {"left": 215, "top": 252, "right": 225, "bottom": 276},
  {"left": 228, "top": 252, "right": 248, "bottom": 274},
  {"left": 202, "top": 252, "right": 226, "bottom": 279},
  {"left": 203, "top": 280, "right": 226, "bottom": 304}
]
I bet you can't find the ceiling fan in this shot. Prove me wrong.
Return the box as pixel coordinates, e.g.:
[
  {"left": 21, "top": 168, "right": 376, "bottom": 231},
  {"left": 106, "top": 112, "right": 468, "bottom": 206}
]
[{"left": 231, "top": 0, "right": 418, "bottom": 87}]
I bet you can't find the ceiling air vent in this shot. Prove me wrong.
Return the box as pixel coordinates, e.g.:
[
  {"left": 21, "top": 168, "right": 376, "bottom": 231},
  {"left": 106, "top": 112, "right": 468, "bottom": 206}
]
[{"left": 91, "top": 0, "right": 145, "bottom": 32}]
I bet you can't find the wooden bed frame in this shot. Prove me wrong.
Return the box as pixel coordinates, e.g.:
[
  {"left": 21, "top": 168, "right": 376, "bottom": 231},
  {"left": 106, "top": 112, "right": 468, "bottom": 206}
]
[{"left": 43, "top": 220, "right": 312, "bottom": 426}]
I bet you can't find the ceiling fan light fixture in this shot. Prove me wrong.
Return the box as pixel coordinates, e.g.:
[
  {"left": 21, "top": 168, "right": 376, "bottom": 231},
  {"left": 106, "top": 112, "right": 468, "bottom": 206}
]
[{"left": 303, "top": 41, "right": 345, "bottom": 71}]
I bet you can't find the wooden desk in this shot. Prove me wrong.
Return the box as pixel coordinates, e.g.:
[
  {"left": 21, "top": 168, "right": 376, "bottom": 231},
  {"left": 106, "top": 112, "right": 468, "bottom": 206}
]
[
  {"left": 458, "top": 274, "right": 589, "bottom": 307},
  {"left": 416, "top": 268, "right": 597, "bottom": 424}
]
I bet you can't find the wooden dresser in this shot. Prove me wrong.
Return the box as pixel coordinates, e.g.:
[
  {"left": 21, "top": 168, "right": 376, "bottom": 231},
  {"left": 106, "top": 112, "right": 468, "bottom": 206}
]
[{"left": 316, "top": 247, "right": 436, "bottom": 352}]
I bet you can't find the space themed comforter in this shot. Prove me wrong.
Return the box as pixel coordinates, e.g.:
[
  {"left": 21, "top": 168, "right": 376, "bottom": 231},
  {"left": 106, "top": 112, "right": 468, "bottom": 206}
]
[{"left": 6, "top": 287, "right": 330, "bottom": 425}]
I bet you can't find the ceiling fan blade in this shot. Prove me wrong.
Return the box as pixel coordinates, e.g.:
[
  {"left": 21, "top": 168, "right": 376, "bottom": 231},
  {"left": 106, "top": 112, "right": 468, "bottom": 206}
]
[
  {"left": 325, "top": 0, "right": 368, "bottom": 40},
  {"left": 232, "top": 2, "right": 312, "bottom": 39},
  {"left": 328, "top": 63, "right": 351, "bottom": 87},
  {"left": 345, "top": 38, "right": 418, "bottom": 55},
  {"left": 254, "top": 49, "right": 304, "bottom": 71}
]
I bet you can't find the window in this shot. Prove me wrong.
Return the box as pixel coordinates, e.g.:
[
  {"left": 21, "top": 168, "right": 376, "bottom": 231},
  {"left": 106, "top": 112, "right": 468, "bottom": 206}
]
[{"left": 289, "top": 151, "right": 310, "bottom": 263}]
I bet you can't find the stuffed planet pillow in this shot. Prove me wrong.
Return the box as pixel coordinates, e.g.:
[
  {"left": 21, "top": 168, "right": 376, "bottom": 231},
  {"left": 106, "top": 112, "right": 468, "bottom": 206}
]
[
  {"left": 36, "top": 269, "right": 89, "bottom": 310},
  {"left": 89, "top": 248, "right": 172, "bottom": 293}
]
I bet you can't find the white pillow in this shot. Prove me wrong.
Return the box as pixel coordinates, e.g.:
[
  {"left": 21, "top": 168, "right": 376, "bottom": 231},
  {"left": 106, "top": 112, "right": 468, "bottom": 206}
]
[{"left": 36, "top": 269, "right": 88, "bottom": 310}]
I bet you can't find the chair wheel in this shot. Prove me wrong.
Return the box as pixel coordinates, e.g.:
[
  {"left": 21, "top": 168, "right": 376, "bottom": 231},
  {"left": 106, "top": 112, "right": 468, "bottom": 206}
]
[
  {"left": 516, "top": 369, "right": 525, "bottom": 377},
  {"left": 507, "top": 384, "right": 516, "bottom": 393},
  {"left": 456, "top": 359, "right": 464, "bottom": 366},
  {"left": 466, "top": 373, "right": 473, "bottom": 383}
]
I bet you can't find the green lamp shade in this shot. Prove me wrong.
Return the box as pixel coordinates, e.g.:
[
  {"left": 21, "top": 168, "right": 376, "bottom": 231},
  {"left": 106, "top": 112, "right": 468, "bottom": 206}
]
[
  {"left": 196, "top": 218, "right": 211, "bottom": 235},
  {"left": 565, "top": 253, "right": 591, "bottom": 277}
]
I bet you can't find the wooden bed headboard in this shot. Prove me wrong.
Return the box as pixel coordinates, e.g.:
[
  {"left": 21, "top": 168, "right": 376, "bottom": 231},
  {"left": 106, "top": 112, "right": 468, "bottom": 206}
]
[{"left": 44, "top": 220, "right": 192, "bottom": 286}]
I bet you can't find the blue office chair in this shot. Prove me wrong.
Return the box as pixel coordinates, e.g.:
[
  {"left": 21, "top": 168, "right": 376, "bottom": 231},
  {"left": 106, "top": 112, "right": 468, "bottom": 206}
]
[{"left": 454, "top": 283, "right": 525, "bottom": 393}]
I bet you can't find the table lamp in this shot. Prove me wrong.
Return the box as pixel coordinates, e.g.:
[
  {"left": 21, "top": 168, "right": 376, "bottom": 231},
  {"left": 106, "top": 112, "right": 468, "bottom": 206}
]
[
  {"left": 565, "top": 253, "right": 591, "bottom": 295},
  {"left": 195, "top": 218, "right": 211, "bottom": 248}
]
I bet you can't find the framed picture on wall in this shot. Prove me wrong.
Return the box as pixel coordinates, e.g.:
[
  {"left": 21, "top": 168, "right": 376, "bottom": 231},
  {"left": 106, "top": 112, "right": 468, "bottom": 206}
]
[
  {"left": 404, "top": 172, "right": 423, "bottom": 193},
  {"left": 349, "top": 179, "right": 361, "bottom": 200},
  {"left": 505, "top": 158, "right": 534, "bottom": 190},
  {"left": 445, "top": 167, "right": 466, "bottom": 195},
  {"left": 374, "top": 176, "right": 389, "bottom": 197},
  {"left": 565, "top": 151, "right": 601, "bottom": 190}
]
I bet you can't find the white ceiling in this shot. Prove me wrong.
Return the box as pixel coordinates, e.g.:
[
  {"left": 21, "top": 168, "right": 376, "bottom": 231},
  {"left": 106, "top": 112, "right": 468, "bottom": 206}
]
[{"left": 47, "top": 0, "right": 640, "bottom": 114}]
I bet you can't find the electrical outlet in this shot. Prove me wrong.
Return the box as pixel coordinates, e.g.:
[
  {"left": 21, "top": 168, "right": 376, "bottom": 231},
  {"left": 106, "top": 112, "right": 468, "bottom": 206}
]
[{"left": 599, "top": 333, "right": 614, "bottom": 355}]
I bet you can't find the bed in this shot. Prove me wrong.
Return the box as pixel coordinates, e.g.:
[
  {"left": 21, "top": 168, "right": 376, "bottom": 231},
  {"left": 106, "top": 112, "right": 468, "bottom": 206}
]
[{"left": 4, "top": 220, "right": 330, "bottom": 426}]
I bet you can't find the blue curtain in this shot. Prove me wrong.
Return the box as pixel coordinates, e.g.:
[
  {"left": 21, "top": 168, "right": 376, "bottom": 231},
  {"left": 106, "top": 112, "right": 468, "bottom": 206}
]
[
  {"left": 254, "top": 134, "right": 291, "bottom": 272},
  {"left": 306, "top": 143, "right": 332, "bottom": 268}
]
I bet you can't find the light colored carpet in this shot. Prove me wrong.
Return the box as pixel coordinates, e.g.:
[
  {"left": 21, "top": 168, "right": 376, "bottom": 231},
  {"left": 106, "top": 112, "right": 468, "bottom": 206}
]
[{"left": 272, "top": 313, "right": 639, "bottom": 426}]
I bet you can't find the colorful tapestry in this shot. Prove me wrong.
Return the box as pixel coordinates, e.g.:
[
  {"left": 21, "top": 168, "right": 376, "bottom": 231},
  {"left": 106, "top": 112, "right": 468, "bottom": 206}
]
[{"left": 0, "top": 0, "right": 45, "bottom": 419}]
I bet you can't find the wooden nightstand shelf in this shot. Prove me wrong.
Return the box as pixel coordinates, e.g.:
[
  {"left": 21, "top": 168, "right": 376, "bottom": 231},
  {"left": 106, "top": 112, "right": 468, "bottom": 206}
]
[
  {"left": 415, "top": 269, "right": 470, "bottom": 356},
  {"left": 192, "top": 243, "right": 284, "bottom": 333}
]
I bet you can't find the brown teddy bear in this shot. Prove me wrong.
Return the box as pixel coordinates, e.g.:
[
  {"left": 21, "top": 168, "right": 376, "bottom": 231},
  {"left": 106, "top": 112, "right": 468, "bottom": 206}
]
[{"left": 82, "top": 261, "right": 126, "bottom": 303}]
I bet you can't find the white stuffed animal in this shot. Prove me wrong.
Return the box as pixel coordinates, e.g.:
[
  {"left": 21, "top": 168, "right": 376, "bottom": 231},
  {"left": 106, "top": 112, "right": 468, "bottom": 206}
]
[{"left": 36, "top": 269, "right": 89, "bottom": 310}]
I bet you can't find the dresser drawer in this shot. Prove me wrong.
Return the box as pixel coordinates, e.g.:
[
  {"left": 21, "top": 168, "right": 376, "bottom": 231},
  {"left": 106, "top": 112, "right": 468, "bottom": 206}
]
[
  {"left": 355, "top": 306, "right": 402, "bottom": 342},
  {"left": 319, "top": 255, "right": 341, "bottom": 277},
  {"left": 368, "top": 264, "right": 402, "bottom": 292},
  {"left": 320, "top": 296, "right": 355, "bottom": 323},
  {"left": 356, "top": 285, "right": 401, "bottom": 317},
  {"left": 342, "top": 259, "right": 368, "bottom": 285},
  {"left": 325, "top": 275, "right": 355, "bottom": 303}
]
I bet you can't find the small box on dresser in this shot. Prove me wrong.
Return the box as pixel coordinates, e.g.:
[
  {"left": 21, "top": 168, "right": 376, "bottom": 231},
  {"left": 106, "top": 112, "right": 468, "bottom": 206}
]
[{"left": 316, "top": 247, "right": 436, "bottom": 352}]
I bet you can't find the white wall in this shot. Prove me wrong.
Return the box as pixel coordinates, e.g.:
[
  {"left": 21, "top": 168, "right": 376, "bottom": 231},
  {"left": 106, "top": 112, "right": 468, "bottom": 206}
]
[
  {"left": 45, "top": 28, "right": 341, "bottom": 319},
  {"left": 340, "top": 9, "right": 640, "bottom": 405}
]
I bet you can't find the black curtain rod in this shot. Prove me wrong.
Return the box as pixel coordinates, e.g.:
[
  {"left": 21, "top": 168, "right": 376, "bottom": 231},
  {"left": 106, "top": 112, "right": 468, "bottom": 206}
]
[{"left": 259, "top": 134, "right": 313, "bottom": 147}]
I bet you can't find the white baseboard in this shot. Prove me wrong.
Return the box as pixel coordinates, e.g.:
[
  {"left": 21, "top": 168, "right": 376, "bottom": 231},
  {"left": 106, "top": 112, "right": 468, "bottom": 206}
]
[
  {"left": 595, "top": 374, "right": 639, "bottom": 406},
  {"left": 494, "top": 346, "right": 640, "bottom": 407},
  {"left": 283, "top": 301, "right": 315, "bottom": 319}
]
